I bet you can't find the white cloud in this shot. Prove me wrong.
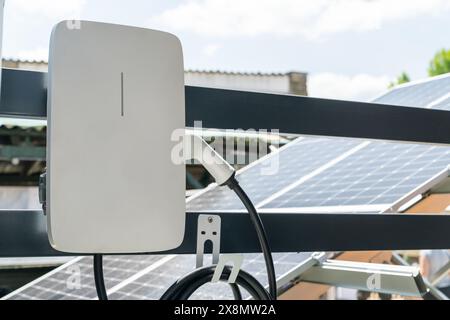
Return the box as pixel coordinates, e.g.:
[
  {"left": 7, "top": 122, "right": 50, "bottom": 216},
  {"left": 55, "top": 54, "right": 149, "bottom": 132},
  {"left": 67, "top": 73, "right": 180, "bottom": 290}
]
[
  {"left": 10, "top": 0, "right": 86, "bottom": 19},
  {"left": 150, "top": 0, "right": 450, "bottom": 38},
  {"left": 16, "top": 47, "right": 48, "bottom": 62},
  {"left": 202, "top": 43, "right": 222, "bottom": 57},
  {"left": 308, "top": 73, "right": 392, "bottom": 101}
]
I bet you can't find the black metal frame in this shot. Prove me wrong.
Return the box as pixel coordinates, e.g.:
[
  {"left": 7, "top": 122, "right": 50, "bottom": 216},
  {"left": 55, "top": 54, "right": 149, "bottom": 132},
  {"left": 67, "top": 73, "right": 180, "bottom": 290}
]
[
  {"left": 1, "top": 68, "right": 450, "bottom": 257},
  {"left": 2, "top": 210, "right": 450, "bottom": 257}
]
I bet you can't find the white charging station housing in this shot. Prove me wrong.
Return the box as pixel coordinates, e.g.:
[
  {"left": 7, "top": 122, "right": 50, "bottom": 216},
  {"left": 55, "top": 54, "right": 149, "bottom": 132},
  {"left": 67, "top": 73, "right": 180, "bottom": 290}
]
[{"left": 47, "top": 21, "right": 186, "bottom": 254}]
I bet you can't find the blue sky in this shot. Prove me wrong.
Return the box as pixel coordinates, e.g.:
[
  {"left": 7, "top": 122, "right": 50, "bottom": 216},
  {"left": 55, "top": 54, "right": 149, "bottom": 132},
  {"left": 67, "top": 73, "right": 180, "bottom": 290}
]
[{"left": 3, "top": 0, "right": 450, "bottom": 101}]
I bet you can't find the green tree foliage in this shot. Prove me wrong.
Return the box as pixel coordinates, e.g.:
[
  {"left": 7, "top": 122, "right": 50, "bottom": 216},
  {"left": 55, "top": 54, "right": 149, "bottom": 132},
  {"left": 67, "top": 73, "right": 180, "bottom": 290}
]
[
  {"left": 388, "top": 72, "right": 410, "bottom": 88},
  {"left": 429, "top": 48, "right": 450, "bottom": 76}
]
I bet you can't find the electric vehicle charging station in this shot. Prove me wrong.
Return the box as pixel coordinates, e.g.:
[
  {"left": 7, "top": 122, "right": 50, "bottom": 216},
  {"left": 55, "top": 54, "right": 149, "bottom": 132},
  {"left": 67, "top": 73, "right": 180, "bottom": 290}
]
[{"left": 47, "top": 22, "right": 187, "bottom": 254}]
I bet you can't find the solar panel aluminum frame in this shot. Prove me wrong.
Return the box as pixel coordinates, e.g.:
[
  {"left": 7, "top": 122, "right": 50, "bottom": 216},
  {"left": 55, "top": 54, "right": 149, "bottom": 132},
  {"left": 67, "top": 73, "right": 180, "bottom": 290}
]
[
  {"left": 275, "top": 252, "right": 428, "bottom": 298},
  {"left": 383, "top": 167, "right": 450, "bottom": 213},
  {"left": 299, "top": 259, "right": 428, "bottom": 297},
  {"left": 1, "top": 68, "right": 450, "bottom": 257}
]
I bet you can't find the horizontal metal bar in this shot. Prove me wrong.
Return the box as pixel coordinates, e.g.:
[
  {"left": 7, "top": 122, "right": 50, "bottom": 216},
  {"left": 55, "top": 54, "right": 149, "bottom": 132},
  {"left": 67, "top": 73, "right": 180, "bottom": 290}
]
[
  {"left": 185, "top": 212, "right": 450, "bottom": 254},
  {"left": 0, "top": 210, "right": 57, "bottom": 257},
  {"left": 0, "top": 145, "right": 46, "bottom": 161},
  {"left": 2, "top": 68, "right": 450, "bottom": 145},
  {"left": 2, "top": 210, "right": 450, "bottom": 257},
  {"left": 0, "top": 69, "right": 47, "bottom": 119},
  {"left": 186, "top": 87, "right": 450, "bottom": 145}
]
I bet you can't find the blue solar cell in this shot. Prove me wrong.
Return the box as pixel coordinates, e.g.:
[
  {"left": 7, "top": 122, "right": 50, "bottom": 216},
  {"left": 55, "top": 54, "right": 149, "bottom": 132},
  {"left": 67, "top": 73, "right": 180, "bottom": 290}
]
[
  {"left": 267, "top": 142, "right": 450, "bottom": 208},
  {"left": 374, "top": 74, "right": 450, "bottom": 107},
  {"left": 7, "top": 252, "right": 311, "bottom": 300},
  {"left": 187, "top": 137, "right": 361, "bottom": 211}
]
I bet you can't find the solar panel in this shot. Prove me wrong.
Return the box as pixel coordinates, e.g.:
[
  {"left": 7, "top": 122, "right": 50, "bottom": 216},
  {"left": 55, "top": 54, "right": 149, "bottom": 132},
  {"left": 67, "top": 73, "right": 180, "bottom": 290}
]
[
  {"left": 187, "top": 73, "right": 450, "bottom": 212},
  {"left": 6, "top": 253, "right": 311, "bottom": 300},
  {"left": 5, "top": 73, "right": 450, "bottom": 300},
  {"left": 266, "top": 142, "right": 450, "bottom": 209},
  {"left": 186, "top": 138, "right": 450, "bottom": 213},
  {"left": 374, "top": 74, "right": 450, "bottom": 107},
  {"left": 187, "top": 137, "right": 361, "bottom": 211}
]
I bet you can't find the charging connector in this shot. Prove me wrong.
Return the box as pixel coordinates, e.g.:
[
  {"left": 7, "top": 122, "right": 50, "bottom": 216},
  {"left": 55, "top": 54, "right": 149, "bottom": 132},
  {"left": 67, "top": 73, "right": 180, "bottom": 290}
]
[{"left": 183, "top": 134, "right": 235, "bottom": 186}]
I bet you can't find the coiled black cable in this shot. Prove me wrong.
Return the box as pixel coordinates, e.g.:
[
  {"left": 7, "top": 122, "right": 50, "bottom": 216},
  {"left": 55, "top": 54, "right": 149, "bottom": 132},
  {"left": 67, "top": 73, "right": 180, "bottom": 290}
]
[
  {"left": 160, "top": 265, "right": 270, "bottom": 300},
  {"left": 93, "top": 177, "right": 276, "bottom": 300}
]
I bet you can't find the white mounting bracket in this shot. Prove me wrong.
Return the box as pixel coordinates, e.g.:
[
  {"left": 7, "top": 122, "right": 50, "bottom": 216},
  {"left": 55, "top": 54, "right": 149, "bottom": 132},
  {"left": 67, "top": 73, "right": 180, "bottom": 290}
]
[
  {"left": 196, "top": 215, "right": 221, "bottom": 268},
  {"left": 212, "top": 254, "right": 244, "bottom": 284}
]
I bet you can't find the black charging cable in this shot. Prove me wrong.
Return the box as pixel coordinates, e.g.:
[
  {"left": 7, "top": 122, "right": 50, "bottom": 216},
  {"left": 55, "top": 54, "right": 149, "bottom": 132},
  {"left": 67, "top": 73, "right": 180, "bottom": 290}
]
[
  {"left": 225, "top": 177, "right": 277, "bottom": 300},
  {"left": 93, "top": 254, "right": 108, "bottom": 300},
  {"left": 93, "top": 176, "right": 277, "bottom": 300},
  {"left": 160, "top": 265, "right": 270, "bottom": 300}
]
